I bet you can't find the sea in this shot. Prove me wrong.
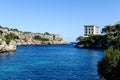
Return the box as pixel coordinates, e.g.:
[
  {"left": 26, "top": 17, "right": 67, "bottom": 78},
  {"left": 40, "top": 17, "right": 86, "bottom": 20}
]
[{"left": 0, "top": 44, "right": 104, "bottom": 80}]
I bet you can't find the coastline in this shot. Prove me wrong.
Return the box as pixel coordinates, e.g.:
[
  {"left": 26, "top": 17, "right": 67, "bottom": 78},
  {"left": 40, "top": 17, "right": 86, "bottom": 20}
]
[
  {"left": 75, "top": 45, "right": 107, "bottom": 50},
  {"left": 0, "top": 41, "right": 71, "bottom": 53},
  {"left": 0, "top": 26, "right": 71, "bottom": 53},
  {"left": 75, "top": 41, "right": 108, "bottom": 50}
]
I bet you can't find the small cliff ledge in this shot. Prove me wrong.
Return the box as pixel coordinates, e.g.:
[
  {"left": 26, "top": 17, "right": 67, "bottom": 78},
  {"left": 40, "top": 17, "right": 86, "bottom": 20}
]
[{"left": 0, "top": 26, "right": 70, "bottom": 52}]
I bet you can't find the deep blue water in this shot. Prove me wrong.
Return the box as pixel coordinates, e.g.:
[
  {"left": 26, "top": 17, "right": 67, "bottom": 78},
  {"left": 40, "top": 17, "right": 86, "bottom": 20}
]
[{"left": 0, "top": 45, "right": 104, "bottom": 80}]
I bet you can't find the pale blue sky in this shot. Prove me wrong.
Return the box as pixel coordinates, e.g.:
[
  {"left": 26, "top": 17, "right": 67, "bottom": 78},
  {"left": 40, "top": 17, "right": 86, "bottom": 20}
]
[{"left": 0, "top": 0, "right": 120, "bottom": 41}]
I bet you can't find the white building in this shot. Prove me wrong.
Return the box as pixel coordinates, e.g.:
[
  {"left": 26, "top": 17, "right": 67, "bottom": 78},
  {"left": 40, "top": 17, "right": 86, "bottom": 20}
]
[{"left": 84, "top": 25, "right": 99, "bottom": 37}]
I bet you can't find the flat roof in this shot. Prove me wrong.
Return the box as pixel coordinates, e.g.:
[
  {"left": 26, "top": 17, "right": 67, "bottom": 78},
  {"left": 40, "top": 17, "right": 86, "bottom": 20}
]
[{"left": 84, "top": 25, "right": 99, "bottom": 28}]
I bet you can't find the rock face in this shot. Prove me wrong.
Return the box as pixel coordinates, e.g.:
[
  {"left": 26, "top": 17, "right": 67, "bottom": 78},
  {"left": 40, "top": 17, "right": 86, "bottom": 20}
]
[
  {"left": 0, "top": 41, "right": 16, "bottom": 52},
  {"left": 0, "top": 27, "right": 70, "bottom": 53}
]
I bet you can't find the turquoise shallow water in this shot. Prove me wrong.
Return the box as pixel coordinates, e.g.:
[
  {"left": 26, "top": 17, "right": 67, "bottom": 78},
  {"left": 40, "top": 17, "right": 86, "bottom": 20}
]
[{"left": 0, "top": 45, "right": 104, "bottom": 80}]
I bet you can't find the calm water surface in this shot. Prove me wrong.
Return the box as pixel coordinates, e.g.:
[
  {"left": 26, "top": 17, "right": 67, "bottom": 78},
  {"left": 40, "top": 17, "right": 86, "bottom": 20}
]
[{"left": 0, "top": 45, "right": 104, "bottom": 80}]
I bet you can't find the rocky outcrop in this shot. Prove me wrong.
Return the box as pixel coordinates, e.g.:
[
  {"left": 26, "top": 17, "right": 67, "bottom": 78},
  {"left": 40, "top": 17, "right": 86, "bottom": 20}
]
[
  {"left": 0, "top": 26, "right": 70, "bottom": 53},
  {"left": 0, "top": 41, "right": 16, "bottom": 53}
]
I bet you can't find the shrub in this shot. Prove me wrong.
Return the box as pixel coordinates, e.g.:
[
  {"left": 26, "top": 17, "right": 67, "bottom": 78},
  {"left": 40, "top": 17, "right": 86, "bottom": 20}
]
[
  {"left": 41, "top": 38, "right": 49, "bottom": 41},
  {"left": 34, "top": 35, "right": 42, "bottom": 40},
  {"left": 34, "top": 35, "right": 49, "bottom": 41},
  {"left": 24, "top": 32, "right": 31, "bottom": 34},
  {"left": 4, "top": 33, "right": 19, "bottom": 44},
  {"left": 98, "top": 47, "right": 120, "bottom": 80}
]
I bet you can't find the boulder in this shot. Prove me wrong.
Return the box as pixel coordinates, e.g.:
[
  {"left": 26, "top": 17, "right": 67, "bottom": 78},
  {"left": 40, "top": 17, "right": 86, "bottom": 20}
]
[
  {"left": 0, "top": 41, "right": 16, "bottom": 53},
  {"left": 7, "top": 45, "right": 16, "bottom": 52}
]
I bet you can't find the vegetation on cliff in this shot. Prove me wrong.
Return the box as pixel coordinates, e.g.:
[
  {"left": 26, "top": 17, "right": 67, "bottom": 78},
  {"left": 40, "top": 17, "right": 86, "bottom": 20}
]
[
  {"left": 0, "top": 25, "right": 67, "bottom": 53},
  {"left": 98, "top": 47, "right": 120, "bottom": 80},
  {"left": 76, "top": 34, "right": 103, "bottom": 48},
  {"left": 76, "top": 22, "right": 120, "bottom": 80},
  {"left": 76, "top": 22, "right": 120, "bottom": 49},
  {"left": 0, "top": 25, "right": 64, "bottom": 45},
  {"left": 34, "top": 35, "right": 49, "bottom": 41},
  {"left": 4, "top": 33, "right": 19, "bottom": 44},
  {"left": 97, "top": 24, "right": 120, "bottom": 80}
]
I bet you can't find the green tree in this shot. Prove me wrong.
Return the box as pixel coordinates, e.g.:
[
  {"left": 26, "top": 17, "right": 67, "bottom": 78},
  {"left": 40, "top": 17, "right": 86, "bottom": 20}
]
[
  {"left": 44, "top": 32, "right": 50, "bottom": 35},
  {"left": 98, "top": 47, "right": 120, "bottom": 80},
  {"left": 76, "top": 36, "right": 84, "bottom": 41},
  {"left": 106, "top": 25, "right": 114, "bottom": 34},
  {"left": 102, "top": 27, "right": 108, "bottom": 34},
  {"left": 102, "top": 25, "right": 114, "bottom": 34},
  {"left": 106, "top": 35, "right": 114, "bottom": 43},
  {"left": 115, "top": 24, "right": 120, "bottom": 31}
]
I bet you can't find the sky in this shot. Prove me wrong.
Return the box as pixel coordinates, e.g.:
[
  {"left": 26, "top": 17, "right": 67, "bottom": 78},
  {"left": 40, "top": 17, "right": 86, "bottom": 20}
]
[{"left": 0, "top": 0, "right": 120, "bottom": 42}]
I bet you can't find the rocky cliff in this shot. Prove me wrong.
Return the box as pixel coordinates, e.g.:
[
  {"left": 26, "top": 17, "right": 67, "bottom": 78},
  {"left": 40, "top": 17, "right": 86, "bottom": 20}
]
[{"left": 0, "top": 26, "right": 70, "bottom": 52}]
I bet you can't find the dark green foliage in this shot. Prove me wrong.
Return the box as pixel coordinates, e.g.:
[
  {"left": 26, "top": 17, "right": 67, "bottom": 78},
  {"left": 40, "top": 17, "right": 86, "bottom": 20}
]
[
  {"left": 101, "top": 27, "right": 108, "bottom": 34},
  {"left": 87, "top": 33, "right": 118, "bottom": 48},
  {"left": 23, "top": 32, "right": 31, "bottom": 34},
  {"left": 41, "top": 38, "right": 49, "bottom": 41},
  {"left": 102, "top": 23, "right": 120, "bottom": 34},
  {"left": 10, "top": 28, "right": 19, "bottom": 32},
  {"left": 0, "top": 26, "right": 9, "bottom": 30},
  {"left": 0, "top": 25, "right": 20, "bottom": 31},
  {"left": 102, "top": 25, "right": 114, "bottom": 34},
  {"left": 98, "top": 47, "right": 120, "bottom": 80},
  {"left": 4, "top": 33, "right": 19, "bottom": 44},
  {"left": 97, "top": 22, "right": 120, "bottom": 80},
  {"left": 76, "top": 34, "right": 103, "bottom": 48},
  {"left": 115, "top": 24, "right": 120, "bottom": 31},
  {"left": 4, "top": 27, "right": 9, "bottom": 30},
  {"left": 34, "top": 35, "right": 42, "bottom": 40},
  {"left": 0, "top": 25, "right": 3, "bottom": 28},
  {"left": 44, "top": 32, "right": 50, "bottom": 35},
  {"left": 116, "top": 34, "right": 120, "bottom": 47},
  {"left": 34, "top": 35, "right": 49, "bottom": 41},
  {"left": 76, "top": 36, "right": 84, "bottom": 41},
  {"left": 77, "top": 22, "right": 120, "bottom": 49},
  {"left": 76, "top": 22, "right": 120, "bottom": 80}
]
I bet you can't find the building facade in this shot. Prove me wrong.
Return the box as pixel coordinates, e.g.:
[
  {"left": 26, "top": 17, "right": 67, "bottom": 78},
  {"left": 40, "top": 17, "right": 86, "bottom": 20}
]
[{"left": 84, "top": 25, "right": 99, "bottom": 37}]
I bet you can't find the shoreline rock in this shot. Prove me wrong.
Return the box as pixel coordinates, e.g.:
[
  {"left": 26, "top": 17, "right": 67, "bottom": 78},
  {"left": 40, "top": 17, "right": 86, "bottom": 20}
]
[{"left": 0, "top": 41, "right": 16, "bottom": 53}]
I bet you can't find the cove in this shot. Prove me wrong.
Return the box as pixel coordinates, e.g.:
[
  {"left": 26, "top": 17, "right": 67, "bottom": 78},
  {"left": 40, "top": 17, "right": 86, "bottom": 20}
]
[{"left": 0, "top": 45, "right": 104, "bottom": 80}]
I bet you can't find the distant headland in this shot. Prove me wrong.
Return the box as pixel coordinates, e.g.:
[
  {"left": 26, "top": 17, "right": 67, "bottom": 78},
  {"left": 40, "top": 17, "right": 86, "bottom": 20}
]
[{"left": 0, "top": 25, "right": 70, "bottom": 53}]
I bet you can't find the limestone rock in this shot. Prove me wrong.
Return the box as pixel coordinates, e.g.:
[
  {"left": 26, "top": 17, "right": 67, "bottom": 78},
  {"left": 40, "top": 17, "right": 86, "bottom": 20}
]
[
  {"left": 2, "top": 41, "right": 7, "bottom": 45},
  {"left": 6, "top": 45, "right": 16, "bottom": 52},
  {"left": 9, "top": 40, "right": 16, "bottom": 45},
  {"left": 0, "top": 41, "right": 16, "bottom": 52}
]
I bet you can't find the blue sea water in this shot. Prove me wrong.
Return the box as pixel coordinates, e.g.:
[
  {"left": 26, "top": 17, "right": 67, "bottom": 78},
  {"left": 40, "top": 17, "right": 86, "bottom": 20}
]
[{"left": 0, "top": 45, "right": 104, "bottom": 80}]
